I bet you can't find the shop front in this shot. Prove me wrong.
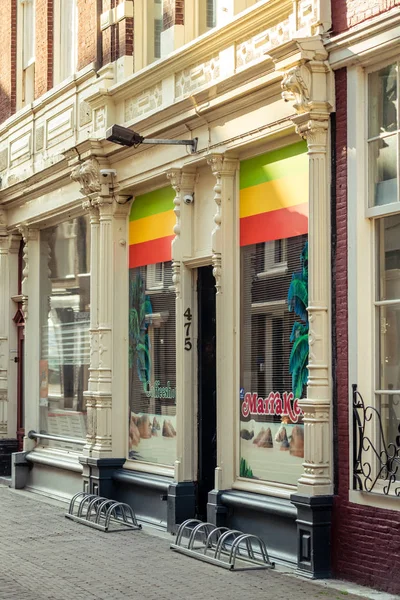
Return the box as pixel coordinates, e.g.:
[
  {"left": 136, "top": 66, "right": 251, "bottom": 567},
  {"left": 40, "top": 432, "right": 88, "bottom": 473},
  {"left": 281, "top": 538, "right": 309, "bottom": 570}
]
[{"left": 3, "top": 9, "right": 334, "bottom": 578}]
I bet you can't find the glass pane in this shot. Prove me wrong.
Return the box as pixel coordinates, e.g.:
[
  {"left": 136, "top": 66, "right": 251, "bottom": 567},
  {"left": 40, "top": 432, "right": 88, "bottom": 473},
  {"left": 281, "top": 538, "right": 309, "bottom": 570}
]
[
  {"left": 369, "top": 135, "right": 398, "bottom": 207},
  {"left": 129, "top": 261, "right": 176, "bottom": 466},
  {"left": 378, "top": 304, "right": 400, "bottom": 390},
  {"left": 376, "top": 394, "right": 400, "bottom": 483},
  {"left": 368, "top": 64, "right": 398, "bottom": 139},
  {"left": 377, "top": 214, "right": 400, "bottom": 301},
  {"left": 153, "top": 0, "right": 162, "bottom": 60},
  {"left": 240, "top": 235, "right": 307, "bottom": 485},
  {"left": 39, "top": 215, "right": 91, "bottom": 450}
]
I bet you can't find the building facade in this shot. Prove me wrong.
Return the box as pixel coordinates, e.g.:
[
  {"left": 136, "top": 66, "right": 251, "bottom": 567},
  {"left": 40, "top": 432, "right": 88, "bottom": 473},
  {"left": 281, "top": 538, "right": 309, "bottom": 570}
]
[
  {"left": 328, "top": 0, "right": 400, "bottom": 594},
  {"left": 0, "top": 0, "right": 338, "bottom": 580}
]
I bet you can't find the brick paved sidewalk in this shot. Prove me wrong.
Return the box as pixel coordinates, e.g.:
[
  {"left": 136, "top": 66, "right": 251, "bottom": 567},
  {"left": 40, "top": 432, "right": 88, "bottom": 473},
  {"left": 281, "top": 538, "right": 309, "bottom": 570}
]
[{"left": 0, "top": 485, "right": 369, "bottom": 600}]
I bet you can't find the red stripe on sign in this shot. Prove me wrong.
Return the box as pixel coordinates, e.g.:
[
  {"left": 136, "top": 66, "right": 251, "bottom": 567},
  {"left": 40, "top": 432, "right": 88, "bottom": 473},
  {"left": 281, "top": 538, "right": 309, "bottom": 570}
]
[
  {"left": 240, "top": 202, "right": 308, "bottom": 246},
  {"left": 129, "top": 235, "right": 174, "bottom": 268}
]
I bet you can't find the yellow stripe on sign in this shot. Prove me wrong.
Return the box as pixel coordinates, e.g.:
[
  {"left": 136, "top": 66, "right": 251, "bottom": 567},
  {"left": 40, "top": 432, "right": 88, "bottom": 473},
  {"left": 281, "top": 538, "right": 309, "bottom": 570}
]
[
  {"left": 129, "top": 209, "right": 175, "bottom": 245},
  {"left": 239, "top": 173, "right": 309, "bottom": 219}
]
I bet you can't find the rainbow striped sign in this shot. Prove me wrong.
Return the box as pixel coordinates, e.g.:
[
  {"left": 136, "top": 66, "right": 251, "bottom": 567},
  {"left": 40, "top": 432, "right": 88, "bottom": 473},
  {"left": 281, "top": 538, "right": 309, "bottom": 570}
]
[
  {"left": 129, "top": 187, "right": 175, "bottom": 268},
  {"left": 240, "top": 142, "right": 308, "bottom": 246}
]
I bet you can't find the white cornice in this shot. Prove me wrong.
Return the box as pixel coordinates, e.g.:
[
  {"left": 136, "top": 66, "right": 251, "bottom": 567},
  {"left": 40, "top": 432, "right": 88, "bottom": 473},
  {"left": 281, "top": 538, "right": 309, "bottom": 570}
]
[{"left": 327, "top": 8, "right": 400, "bottom": 69}]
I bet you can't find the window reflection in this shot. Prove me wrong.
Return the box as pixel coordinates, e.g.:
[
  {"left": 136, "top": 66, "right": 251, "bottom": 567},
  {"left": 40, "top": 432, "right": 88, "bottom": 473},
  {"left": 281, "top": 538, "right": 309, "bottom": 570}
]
[{"left": 39, "top": 215, "right": 90, "bottom": 449}]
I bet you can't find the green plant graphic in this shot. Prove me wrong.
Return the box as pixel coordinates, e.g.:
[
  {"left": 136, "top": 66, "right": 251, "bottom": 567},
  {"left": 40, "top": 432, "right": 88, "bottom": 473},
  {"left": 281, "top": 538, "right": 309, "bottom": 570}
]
[
  {"left": 287, "top": 241, "right": 309, "bottom": 399},
  {"left": 129, "top": 272, "right": 152, "bottom": 392},
  {"left": 240, "top": 457, "right": 254, "bottom": 478}
]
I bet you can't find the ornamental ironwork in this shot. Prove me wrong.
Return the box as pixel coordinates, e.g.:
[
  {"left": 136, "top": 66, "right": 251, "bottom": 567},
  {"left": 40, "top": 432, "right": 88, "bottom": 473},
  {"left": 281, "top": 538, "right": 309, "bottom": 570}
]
[{"left": 353, "top": 384, "right": 400, "bottom": 496}]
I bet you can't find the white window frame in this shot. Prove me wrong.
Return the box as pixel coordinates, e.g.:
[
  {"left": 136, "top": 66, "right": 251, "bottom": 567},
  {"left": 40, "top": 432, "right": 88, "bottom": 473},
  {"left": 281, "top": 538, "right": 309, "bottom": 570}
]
[
  {"left": 348, "top": 58, "right": 400, "bottom": 511},
  {"left": 53, "top": 0, "right": 77, "bottom": 86},
  {"left": 17, "top": 0, "right": 35, "bottom": 109}
]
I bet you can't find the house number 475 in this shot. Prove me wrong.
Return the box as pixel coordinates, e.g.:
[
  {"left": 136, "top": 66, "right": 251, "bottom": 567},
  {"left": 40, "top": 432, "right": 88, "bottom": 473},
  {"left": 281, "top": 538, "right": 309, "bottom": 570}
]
[{"left": 184, "top": 308, "right": 192, "bottom": 351}]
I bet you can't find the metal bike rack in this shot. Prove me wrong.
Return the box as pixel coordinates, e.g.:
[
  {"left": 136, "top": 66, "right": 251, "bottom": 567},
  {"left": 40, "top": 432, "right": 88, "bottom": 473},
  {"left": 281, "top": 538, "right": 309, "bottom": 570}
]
[
  {"left": 65, "top": 492, "right": 142, "bottom": 533},
  {"left": 171, "top": 519, "right": 275, "bottom": 571}
]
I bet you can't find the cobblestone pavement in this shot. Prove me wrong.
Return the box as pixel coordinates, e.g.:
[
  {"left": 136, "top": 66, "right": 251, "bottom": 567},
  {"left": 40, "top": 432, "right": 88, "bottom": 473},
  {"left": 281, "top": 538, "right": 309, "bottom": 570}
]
[{"left": 0, "top": 485, "right": 368, "bottom": 600}]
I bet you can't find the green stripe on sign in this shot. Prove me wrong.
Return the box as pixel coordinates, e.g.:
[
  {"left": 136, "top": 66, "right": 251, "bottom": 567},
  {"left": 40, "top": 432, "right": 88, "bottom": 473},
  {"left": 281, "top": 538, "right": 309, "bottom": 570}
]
[
  {"left": 240, "top": 141, "right": 308, "bottom": 190},
  {"left": 129, "top": 186, "right": 175, "bottom": 221}
]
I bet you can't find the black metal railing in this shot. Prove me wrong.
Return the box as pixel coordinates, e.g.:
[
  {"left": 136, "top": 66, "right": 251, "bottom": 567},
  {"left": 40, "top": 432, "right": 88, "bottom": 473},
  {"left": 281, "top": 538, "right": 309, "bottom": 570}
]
[{"left": 352, "top": 384, "right": 400, "bottom": 496}]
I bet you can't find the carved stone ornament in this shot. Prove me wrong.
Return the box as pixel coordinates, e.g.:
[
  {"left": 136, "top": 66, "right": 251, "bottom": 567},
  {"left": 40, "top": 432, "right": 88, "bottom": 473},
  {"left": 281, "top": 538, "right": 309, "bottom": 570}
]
[
  {"left": 71, "top": 158, "right": 101, "bottom": 197},
  {"left": 0, "top": 208, "right": 7, "bottom": 236},
  {"left": 281, "top": 65, "right": 312, "bottom": 114}
]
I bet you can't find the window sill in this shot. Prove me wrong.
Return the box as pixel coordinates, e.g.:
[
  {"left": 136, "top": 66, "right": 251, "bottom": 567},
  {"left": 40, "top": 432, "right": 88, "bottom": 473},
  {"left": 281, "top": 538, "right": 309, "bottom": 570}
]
[
  {"left": 349, "top": 489, "right": 400, "bottom": 511},
  {"left": 232, "top": 477, "right": 296, "bottom": 500},
  {"left": 123, "top": 458, "right": 174, "bottom": 478}
]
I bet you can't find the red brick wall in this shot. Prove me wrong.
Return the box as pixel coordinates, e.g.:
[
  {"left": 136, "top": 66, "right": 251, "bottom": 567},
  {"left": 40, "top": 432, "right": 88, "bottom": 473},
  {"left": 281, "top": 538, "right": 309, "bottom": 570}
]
[
  {"left": 332, "top": 68, "right": 400, "bottom": 595},
  {"left": 78, "top": 0, "right": 97, "bottom": 71},
  {"left": 332, "top": 0, "right": 400, "bottom": 34},
  {"left": 163, "top": 0, "right": 184, "bottom": 30},
  {"left": 35, "top": 0, "right": 53, "bottom": 99},
  {"left": 0, "top": 0, "right": 16, "bottom": 125}
]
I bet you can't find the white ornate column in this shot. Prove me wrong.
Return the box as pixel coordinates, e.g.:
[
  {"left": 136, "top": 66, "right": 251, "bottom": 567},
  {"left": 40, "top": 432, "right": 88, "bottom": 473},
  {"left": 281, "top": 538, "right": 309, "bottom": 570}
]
[
  {"left": 166, "top": 168, "right": 196, "bottom": 483},
  {"left": 18, "top": 225, "right": 40, "bottom": 452},
  {"left": 278, "top": 41, "right": 334, "bottom": 497},
  {"left": 71, "top": 159, "right": 102, "bottom": 456},
  {"left": 271, "top": 37, "right": 334, "bottom": 578},
  {"left": 207, "top": 154, "right": 238, "bottom": 491},
  {"left": 0, "top": 209, "right": 9, "bottom": 437}
]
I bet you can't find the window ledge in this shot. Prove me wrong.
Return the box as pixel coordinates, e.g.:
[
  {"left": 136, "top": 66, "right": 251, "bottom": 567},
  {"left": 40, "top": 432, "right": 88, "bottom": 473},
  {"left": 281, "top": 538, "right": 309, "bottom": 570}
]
[
  {"left": 257, "top": 264, "right": 288, "bottom": 279},
  {"left": 232, "top": 477, "right": 296, "bottom": 500},
  {"left": 349, "top": 489, "right": 400, "bottom": 511}
]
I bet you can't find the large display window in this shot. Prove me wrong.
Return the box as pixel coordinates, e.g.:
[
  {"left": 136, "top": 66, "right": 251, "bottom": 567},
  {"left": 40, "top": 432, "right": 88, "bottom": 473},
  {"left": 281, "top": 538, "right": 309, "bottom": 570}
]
[
  {"left": 239, "top": 142, "right": 309, "bottom": 485},
  {"left": 39, "top": 215, "right": 90, "bottom": 450},
  {"left": 128, "top": 187, "right": 177, "bottom": 466}
]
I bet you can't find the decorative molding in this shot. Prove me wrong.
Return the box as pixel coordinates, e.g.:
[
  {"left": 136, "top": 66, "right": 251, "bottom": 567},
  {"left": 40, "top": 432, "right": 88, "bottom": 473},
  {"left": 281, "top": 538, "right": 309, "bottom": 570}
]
[
  {"left": 175, "top": 56, "right": 220, "bottom": 100},
  {"left": 79, "top": 100, "right": 93, "bottom": 127},
  {"left": 124, "top": 84, "right": 162, "bottom": 122},
  {"left": 0, "top": 208, "right": 7, "bottom": 237},
  {"left": 35, "top": 126, "right": 45, "bottom": 152},
  {"left": 166, "top": 169, "right": 183, "bottom": 299},
  {"left": 71, "top": 158, "right": 102, "bottom": 198},
  {"left": 0, "top": 149, "right": 8, "bottom": 172},
  {"left": 207, "top": 155, "right": 224, "bottom": 295},
  {"left": 47, "top": 106, "right": 74, "bottom": 148},
  {"left": 281, "top": 65, "right": 312, "bottom": 113}
]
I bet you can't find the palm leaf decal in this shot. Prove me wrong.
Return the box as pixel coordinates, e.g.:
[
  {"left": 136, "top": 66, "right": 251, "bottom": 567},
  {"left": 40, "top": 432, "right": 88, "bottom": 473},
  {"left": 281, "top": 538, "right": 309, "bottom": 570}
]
[
  {"left": 287, "top": 242, "right": 309, "bottom": 398},
  {"left": 129, "top": 273, "right": 152, "bottom": 392}
]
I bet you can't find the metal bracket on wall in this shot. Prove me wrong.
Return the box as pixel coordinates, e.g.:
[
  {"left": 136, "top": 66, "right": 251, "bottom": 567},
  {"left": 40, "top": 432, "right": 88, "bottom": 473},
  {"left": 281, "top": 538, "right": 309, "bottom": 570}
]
[
  {"left": 65, "top": 492, "right": 142, "bottom": 533},
  {"left": 170, "top": 519, "right": 275, "bottom": 571}
]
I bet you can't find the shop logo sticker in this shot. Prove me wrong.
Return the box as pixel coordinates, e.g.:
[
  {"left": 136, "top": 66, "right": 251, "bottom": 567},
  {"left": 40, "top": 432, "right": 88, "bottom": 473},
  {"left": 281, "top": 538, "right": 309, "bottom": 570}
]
[{"left": 241, "top": 391, "right": 303, "bottom": 423}]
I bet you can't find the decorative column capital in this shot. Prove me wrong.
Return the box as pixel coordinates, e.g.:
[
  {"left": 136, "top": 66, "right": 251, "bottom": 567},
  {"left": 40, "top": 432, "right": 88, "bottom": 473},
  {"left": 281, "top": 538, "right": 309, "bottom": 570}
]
[
  {"left": 166, "top": 168, "right": 196, "bottom": 298},
  {"left": 71, "top": 158, "right": 102, "bottom": 208},
  {"left": 0, "top": 208, "right": 7, "bottom": 237}
]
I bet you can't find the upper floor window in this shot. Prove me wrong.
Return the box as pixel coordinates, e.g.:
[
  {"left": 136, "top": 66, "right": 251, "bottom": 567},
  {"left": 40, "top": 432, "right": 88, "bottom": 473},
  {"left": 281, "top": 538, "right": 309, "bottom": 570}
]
[
  {"left": 368, "top": 62, "right": 399, "bottom": 208},
  {"left": 20, "top": 0, "right": 35, "bottom": 105},
  {"left": 351, "top": 60, "right": 400, "bottom": 498},
  {"left": 53, "top": 0, "right": 77, "bottom": 84}
]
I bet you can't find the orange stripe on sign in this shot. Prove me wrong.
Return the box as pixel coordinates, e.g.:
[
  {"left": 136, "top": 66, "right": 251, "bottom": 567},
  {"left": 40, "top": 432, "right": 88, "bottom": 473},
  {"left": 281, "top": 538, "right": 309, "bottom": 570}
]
[
  {"left": 129, "top": 235, "right": 174, "bottom": 268},
  {"left": 240, "top": 202, "right": 308, "bottom": 246}
]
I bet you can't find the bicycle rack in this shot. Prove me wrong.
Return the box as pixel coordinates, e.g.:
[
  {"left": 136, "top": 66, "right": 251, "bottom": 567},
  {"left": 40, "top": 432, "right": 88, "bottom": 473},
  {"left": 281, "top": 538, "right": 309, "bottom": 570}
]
[
  {"left": 65, "top": 492, "right": 142, "bottom": 533},
  {"left": 171, "top": 519, "right": 275, "bottom": 571}
]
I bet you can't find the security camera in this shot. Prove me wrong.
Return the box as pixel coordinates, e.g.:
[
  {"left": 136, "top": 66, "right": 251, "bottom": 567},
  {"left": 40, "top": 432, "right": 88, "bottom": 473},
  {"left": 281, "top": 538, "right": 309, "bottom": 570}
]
[
  {"left": 100, "top": 168, "right": 117, "bottom": 177},
  {"left": 183, "top": 193, "right": 194, "bottom": 205}
]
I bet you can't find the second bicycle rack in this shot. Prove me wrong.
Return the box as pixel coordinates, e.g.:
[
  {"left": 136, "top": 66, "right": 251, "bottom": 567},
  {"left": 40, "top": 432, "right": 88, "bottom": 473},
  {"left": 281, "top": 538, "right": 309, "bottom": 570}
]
[
  {"left": 65, "top": 492, "right": 142, "bottom": 533},
  {"left": 170, "top": 519, "right": 275, "bottom": 571}
]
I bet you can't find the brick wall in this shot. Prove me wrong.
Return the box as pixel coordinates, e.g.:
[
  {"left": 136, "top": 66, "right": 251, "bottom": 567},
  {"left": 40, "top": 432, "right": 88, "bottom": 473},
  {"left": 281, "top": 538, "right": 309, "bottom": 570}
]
[
  {"left": 35, "top": 0, "right": 53, "bottom": 99},
  {"left": 163, "top": 0, "right": 184, "bottom": 30},
  {"left": 332, "top": 0, "right": 400, "bottom": 34},
  {"left": 332, "top": 68, "right": 400, "bottom": 596},
  {"left": 78, "top": 0, "right": 98, "bottom": 71},
  {"left": 0, "top": 0, "right": 16, "bottom": 125}
]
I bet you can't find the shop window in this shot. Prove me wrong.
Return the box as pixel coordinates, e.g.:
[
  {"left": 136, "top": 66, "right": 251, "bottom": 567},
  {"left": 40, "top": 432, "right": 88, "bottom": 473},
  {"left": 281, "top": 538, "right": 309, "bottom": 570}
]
[
  {"left": 239, "top": 142, "right": 308, "bottom": 486},
  {"left": 53, "top": 0, "right": 77, "bottom": 85},
  {"left": 350, "top": 60, "right": 400, "bottom": 498},
  {"left": 39, "top": 215, "right": 90, "bottom": 451},
  {"left": 128, "top": 187, "right": 176, "bottom": 466}
]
